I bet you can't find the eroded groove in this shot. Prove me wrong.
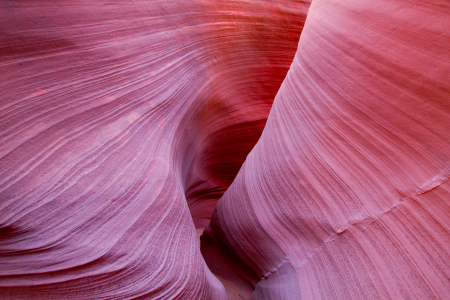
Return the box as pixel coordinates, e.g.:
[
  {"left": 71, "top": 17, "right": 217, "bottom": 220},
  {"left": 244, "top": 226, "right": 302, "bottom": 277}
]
[{"left": 0, "top": 1, "right": 310, "bottom": 299}]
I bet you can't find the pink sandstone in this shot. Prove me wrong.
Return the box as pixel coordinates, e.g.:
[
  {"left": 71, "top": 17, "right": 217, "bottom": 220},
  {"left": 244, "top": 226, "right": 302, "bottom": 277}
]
[
  {"left": 206, "top": 0, "right": 450, "bottom": 298},
  {"left": 1, "top": 0, "right": 450, "bottom": 299},
  {"left": 0, "top": 0, "right": 309, "bottom": 298}
]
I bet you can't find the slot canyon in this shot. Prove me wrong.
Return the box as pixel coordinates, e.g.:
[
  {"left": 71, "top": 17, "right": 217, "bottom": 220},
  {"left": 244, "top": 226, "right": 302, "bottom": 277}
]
[{"left": 1, "top": 0, "right": 449, "bottom": 299}]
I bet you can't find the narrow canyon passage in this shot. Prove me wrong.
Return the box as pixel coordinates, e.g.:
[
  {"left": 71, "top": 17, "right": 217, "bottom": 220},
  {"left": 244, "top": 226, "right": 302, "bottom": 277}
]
[
  {"left": 0, "top": 1, "right": 310, "bottom": 299},
  {"left": 1, "top": 0, "right": 449, "bottom": 299},
  {"left": 204, "top": 0, "right": 450, "bottom": 299}
]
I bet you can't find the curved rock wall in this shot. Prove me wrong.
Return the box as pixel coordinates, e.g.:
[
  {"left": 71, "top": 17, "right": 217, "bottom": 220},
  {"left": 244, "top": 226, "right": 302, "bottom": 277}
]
[
  {"left": 2, "top": 0, "right": 449, "bottom": 298},
  {"left": 207, "top": 0, "right": 450, "bottom": 298},
  {"left": 0, "top": 1, "right": 310, "bottom": 299}
]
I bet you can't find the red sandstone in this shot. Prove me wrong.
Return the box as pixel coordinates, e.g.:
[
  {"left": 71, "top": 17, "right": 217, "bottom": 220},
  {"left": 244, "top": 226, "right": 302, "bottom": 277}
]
[{"left": 1, "top": 0, "right": 449, "bottom": 299}]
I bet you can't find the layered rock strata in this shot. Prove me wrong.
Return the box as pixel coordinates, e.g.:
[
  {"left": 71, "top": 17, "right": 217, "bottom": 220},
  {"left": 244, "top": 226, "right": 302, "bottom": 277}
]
[
  {"left": 206, "top": 0, "right": 450, "bottom": 298},
  {"left": 0, "top": 1, "right": 310, "bottom": 299}
]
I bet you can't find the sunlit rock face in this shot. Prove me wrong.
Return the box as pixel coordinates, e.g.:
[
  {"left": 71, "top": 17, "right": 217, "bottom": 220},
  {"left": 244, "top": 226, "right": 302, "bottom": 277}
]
[
  {"left": 0, "top": 0, "right": 310, "bottom": 299},
  {"left": 206, "top": 0, "right": 450, "bottom": 298}
]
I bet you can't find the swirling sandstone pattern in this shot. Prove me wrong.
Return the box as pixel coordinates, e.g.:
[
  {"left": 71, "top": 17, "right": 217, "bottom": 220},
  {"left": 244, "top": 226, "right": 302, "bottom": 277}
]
[
  {"left": 207, "top": 0, "right": 450, "bottom": 298},
  {"left": 2, "top": 0, "right": 449, "bottom": 298},
  {"left": 0, "top": 1, "right": 309, "bottom": 299}
]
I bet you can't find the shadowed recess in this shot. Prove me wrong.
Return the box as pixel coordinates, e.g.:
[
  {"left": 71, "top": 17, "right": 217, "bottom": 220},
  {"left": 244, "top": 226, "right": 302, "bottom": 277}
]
[{"left": 0, "top": 0, "right": 310, "bottom": 299}]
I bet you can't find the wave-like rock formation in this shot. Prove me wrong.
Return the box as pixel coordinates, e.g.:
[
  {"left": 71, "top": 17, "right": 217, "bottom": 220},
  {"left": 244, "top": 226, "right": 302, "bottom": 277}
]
[
  {"left": 206, "top": 0, "right": 450, "bottom": 298},
  {"left": 2, "top": 0, "right": 450, "bottom": 299},
  {"left": 0, "top": 0, "right": 310, "bottom": 299}
]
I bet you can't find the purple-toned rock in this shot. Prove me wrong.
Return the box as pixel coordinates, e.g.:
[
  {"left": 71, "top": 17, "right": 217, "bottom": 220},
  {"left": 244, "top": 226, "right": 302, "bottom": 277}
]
[
  {"left": 207, "top": 0, "right": 450, "bottom": 298},
  {"left": 0, "top": 1, "right": 309, "bottom": 298}
]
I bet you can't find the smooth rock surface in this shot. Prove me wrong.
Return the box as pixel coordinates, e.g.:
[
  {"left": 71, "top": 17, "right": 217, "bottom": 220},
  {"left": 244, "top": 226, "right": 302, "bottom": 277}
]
[
  {"left": 207, "top": 0, "right": 450, "bottom": 298},
  {"left": 0, "top": 1, "right": 310, "bottom": 299}
]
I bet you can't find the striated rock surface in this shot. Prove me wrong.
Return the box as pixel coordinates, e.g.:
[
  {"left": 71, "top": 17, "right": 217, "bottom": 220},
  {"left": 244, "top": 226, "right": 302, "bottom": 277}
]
[
  {"left": 0, "top": 0, "right": 310, "bottom": 299},
  {"left": 207, "top": 0, "right": 450, "bottom": 298},
  {"left": 2, "top": 0, "right": 449, "bottom": 298}
]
